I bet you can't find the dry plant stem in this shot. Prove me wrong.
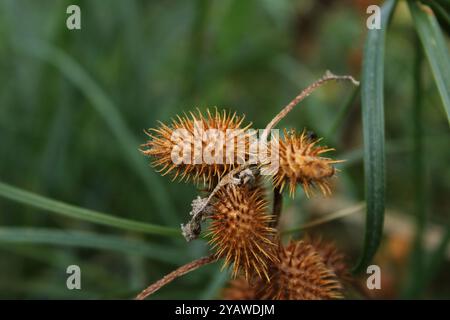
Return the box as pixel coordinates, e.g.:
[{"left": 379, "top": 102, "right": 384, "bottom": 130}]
[
  {"left": 135, "top": 255, "right": 216, "bottom": 300},
  {"left": 271, "top": 187, "right": 283, "bottom": 228},
  {"left": 261, "top": 71, "right": 360, "bottom": 142}
]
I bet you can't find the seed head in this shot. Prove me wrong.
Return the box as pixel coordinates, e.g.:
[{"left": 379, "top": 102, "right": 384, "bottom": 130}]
[
  {"left": 207, "top": 183, "right": 277, "bottom": 280},
  {"left": 222, "top": 239, "right": 345, "bottom": 300},
  {"left": 141, "top": 108, "right": 252, "bottom": 187},
  {"left": 273, "top": 129, "right": 342, "bottom": 197},
  {"left": 263, "top": 240, "right": 343, "bottom": 300}
]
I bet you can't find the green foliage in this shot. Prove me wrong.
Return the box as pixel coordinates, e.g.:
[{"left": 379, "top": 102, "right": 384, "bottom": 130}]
[
  {"left": 409, "top": 0, "right": 450, "bottom": 123},
  {"left": 353, "top": 0, "right": 397, "bottom": 274},
  {"left": 0, "top": 227, "right": 183, "bottom": 264},
  {"left": 0, "top": 181, "right": 180, "bottom": 236}
]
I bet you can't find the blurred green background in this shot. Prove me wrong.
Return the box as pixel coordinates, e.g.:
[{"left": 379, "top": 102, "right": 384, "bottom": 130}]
[{"left": 0, "top": 0, "right": 448, "bottom": 299}]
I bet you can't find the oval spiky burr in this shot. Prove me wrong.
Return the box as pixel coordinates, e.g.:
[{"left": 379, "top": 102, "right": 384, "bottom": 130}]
[
  {"left": 207, "top": 183, "right": 278, "bottom": 280},
  {"left": 263, "top": 240, "right": 343, "bottom": 300},
  {"left": 272, "top": 129, "right": 342, "bottom": 197},
  {"left": 141, "top": 108, "right": 252, "bottom": 187}
]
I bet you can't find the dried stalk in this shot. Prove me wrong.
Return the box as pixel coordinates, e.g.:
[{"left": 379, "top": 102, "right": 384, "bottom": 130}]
[
  {"left": 135, "top": 255, "right": 216, "bottom": 300},
  {"left": 261, "top": 71, "right": 359, "bottom": 142}
]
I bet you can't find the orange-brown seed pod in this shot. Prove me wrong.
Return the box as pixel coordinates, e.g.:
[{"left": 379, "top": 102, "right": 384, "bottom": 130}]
[
  {"left": 305, "top": 237, "right": 349, "bottom": 281},
  {"left": 263, "top": 240, "right": 343, "bottom": 300},
  {"left": 207, "top": 183, "right": 277, "bottom": 280},
  {"left": 273, "top": 129, "right": 342, "bottom": 197},
  {"left": 141, "top": 108, "right": 252, "bottom": 187}
]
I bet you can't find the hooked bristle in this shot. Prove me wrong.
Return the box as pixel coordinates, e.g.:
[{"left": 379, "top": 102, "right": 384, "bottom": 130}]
[
  {"left": 207, "top": 183, "right": 278, "bottom": 280},
  {"left": 272, "top": 129, "right": 342, "bottom": 198},
  {"left": 141, "top": 108, "right": 253, "bottom": 187},
  {"left": 263, "top": 240, "right": 343, "bottom": 300}
]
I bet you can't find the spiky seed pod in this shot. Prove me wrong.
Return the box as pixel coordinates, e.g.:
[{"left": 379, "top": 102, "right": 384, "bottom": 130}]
[
  {"left": 141, "top": 108, "right": 252, "bottom": 187},
  {"left": 222, "top": 237, "right": 351, "bottom": 300},
  {"left": 263, "top": 240, "right": 343, "bottom": 300},
  {"left": 305, "top": 237, "right": 349, "bottom": 281},
  {"left": 272, "top": 129, "right": 342, "bottom": 197},
  {"left": 207, "top": 183, "right": 278, "bottom": 280}
]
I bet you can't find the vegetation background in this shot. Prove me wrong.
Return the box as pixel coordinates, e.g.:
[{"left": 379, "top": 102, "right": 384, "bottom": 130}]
[{"left": 0, "top": 0, "right": 448, "bottom": 299}]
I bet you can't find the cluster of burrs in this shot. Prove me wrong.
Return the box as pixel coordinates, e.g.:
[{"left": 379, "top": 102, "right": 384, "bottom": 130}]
[{"left": 137, "top": 72, "right": 359, "bottom": 300}]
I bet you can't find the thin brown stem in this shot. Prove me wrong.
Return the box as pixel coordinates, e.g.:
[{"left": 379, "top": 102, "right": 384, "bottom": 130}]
[
  {"left": 135, "top": 255, "right": 216, "bottom": 300},
  {"left": 271, "top": 187, "right": 283, "bottom": 229},
  {"left": 261, "top": 71, "right": 359, "bottom": 142}
]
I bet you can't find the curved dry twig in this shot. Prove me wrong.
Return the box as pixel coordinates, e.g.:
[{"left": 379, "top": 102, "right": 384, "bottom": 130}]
[
  {"left": 261, "top": 71, "right": 359, "bottom": 142},
  {"left": 135, "top": 255, "right": 216, "bottom": 300}
]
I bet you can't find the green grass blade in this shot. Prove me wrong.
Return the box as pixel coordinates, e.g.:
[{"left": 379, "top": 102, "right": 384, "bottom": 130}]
[
  {"left": 353, "top": 0, "right": 397, "bottom": 274},
  {"left": 12, "top": 40, "right": 177, "bottom": 225},
  {"left": 409, "top": 1, "right": 450, "bottom": 123},
  {"left": 402, "top": 37, "right": 427, "bottom": 298},
  {"left": 0, "top": 181, "right": 180, "bottom": 237},
  {"left": 282, "top": 202, "right": 365, "bottom": 235},
  {"left": 0, "top": 227, "right": 184, "bottom": 264}
]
